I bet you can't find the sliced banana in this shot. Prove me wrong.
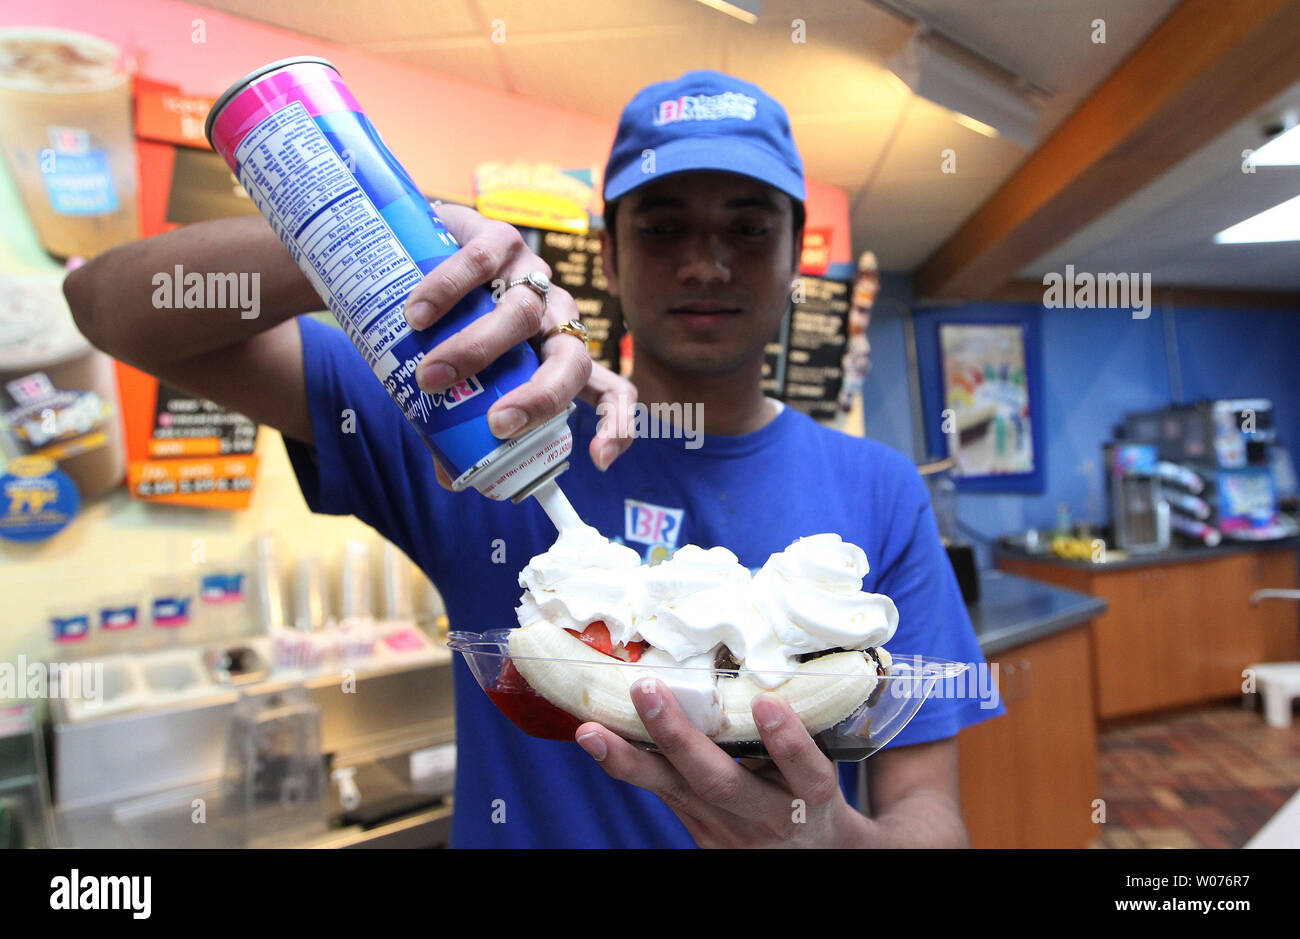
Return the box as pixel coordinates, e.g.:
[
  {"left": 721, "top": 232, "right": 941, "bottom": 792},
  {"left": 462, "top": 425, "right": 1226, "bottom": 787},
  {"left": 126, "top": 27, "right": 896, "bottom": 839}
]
[
  {"left": 715, "top": 654, "right": 878, "bottom": 743},
  {"left": 507, "top": 620, "right": 881, "bottom": 743},
  {"left": 508, "top": 619, "right": 651, "bottom": 740}
]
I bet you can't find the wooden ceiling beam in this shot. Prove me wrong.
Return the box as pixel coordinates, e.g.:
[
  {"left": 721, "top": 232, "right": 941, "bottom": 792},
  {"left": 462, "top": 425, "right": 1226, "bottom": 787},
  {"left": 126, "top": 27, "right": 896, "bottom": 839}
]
[
  {"left": 913, "top": 0, "right": 1300, "bottom": 301},
  {"left": 986, "top": 279, "right": 1300, "bottom": 311}
]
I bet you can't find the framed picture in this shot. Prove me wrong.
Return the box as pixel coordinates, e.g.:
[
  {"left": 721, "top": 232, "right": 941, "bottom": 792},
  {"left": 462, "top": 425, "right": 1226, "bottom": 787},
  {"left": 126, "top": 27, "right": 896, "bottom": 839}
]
[{"left": 916, "top": 306, "right": 1045, "bottom": 492}]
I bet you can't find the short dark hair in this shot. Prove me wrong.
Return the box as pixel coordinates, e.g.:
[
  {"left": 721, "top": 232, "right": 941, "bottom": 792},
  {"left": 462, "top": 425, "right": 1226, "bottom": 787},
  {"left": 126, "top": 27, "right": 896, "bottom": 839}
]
[{"left": 602, "top": 195, "right": 806, "bottom": 263}]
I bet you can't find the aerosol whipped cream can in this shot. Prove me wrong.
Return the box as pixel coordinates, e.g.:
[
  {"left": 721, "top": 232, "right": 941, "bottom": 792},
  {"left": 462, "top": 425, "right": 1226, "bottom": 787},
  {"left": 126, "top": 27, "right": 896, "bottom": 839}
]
[{"left": 205, "top": 57, "right": 573, "bottom": 500}]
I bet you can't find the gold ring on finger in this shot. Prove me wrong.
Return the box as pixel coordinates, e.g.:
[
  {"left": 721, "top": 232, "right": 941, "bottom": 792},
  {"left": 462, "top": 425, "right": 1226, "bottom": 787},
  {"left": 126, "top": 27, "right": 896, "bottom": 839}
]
[{"left": 541, "top": 318, "right": 589, "bottom": 347}]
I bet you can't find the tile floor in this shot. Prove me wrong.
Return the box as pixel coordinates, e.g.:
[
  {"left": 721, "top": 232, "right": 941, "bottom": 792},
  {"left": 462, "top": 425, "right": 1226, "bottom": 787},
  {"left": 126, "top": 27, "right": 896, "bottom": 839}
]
[{"left": 1088, "top": 699, "right": 1300, "bottom": 848}]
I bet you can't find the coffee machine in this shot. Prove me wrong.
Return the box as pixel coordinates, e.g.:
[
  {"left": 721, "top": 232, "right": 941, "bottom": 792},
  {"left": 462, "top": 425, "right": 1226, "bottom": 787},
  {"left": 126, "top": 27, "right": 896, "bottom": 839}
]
[
  {"left": 1116, "top": 399, "right": 1296, "bottom": 542},
  {"left": 1105, "top": 443, "right": 1171, "bottom": 554}
]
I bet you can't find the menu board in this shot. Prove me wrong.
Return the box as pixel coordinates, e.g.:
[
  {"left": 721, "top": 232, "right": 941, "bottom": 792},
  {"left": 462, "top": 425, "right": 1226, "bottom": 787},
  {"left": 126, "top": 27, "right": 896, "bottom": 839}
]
[
  {"left": 778, "top": 276, "right": 849, "bottom": 421},
  {"left": 117, "top": 370, "right": 260, "bottom": 509},
  {"left": 761, "top": 316, "right": 790, "bottom": 398},
  {"left": 522, "top": 227, "right": 846, "bottom": 422},
  {"left": 532, "top": 230, "right": 624, "bottom": 373}
]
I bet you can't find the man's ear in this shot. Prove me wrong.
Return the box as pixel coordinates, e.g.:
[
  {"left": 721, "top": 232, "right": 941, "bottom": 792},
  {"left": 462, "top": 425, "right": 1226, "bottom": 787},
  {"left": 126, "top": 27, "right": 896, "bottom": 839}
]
[
  {"left": 599, "top": 228, "right": 619, "bottom": 297},
  {"left": 792, "top": 227, "right": 805, "bottom": 279}
]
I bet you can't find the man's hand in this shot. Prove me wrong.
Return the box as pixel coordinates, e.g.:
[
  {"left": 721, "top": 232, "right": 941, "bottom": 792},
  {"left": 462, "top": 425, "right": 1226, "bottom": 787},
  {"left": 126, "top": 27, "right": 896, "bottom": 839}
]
[
  {"left": 574, "top": 677, "right": 880, "bottom": 848},
  {"left": 405, "top": 203, "right": 638, "bottom": 488}
]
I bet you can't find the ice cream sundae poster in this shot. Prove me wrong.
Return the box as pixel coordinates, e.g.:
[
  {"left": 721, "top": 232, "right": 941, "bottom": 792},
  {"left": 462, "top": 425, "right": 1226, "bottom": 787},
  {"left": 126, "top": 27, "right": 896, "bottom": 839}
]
[{"left": 939, "top": 323, "right": 1035, "bottom": 480}]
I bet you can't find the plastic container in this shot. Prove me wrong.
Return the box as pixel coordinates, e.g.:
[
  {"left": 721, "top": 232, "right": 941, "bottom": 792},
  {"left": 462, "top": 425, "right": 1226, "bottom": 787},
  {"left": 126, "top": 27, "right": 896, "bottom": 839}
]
[
  {"left": 220, "top": 685, "right": 328, "bottom": 847},
  {"left": 448, "top": 630, "right": 966, "bottom": 761},
  {"left": 0, "top": 274, "right": 128, "bottom": 500},
  {"left": 0, "top": 28, "right": 140, "bottom": 259},
  {"left": 138, "top": 648, "right": 214, "bottom": 703},
  {"left": 61, "top": 653, "right": 143, "bottom": 722}
]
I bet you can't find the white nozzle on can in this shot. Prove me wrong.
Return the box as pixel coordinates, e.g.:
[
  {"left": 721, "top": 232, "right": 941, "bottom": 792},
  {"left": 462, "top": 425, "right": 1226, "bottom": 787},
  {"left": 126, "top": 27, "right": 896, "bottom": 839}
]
[{"left": 531, "top": 478, "right": 584, "bottom": 533}]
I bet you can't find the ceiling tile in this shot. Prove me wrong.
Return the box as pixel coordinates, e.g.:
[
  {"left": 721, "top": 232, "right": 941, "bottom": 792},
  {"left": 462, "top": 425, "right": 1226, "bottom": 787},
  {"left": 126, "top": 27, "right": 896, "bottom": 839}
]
[{"left": 186, "top": 0, "right": 1291, "bottom": 290}]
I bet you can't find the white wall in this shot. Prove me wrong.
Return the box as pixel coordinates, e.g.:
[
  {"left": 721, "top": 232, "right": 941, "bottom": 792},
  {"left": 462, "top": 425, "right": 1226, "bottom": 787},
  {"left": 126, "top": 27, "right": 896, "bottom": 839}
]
[{"left": 0, "top": 426, "right": 409, "bottom": 664}]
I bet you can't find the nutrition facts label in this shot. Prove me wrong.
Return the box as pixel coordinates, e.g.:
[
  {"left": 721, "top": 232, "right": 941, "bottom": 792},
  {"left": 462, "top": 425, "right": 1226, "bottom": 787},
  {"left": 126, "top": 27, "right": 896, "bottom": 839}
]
[{"left": 234, "top": 100, "right": 422, "bottom": 372}]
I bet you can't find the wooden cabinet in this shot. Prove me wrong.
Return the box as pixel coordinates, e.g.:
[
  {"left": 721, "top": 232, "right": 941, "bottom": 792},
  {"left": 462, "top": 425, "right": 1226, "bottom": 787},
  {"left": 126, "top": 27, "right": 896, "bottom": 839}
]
[
  {"left": 958, "top": 625, "right": 1098, "bottom": 848},
  {"left": 998, "top": 547, "right": 1299, "bottom": 720},
  {"left": 1250, "top": 551, "right": 1300, "bottom": 662}
]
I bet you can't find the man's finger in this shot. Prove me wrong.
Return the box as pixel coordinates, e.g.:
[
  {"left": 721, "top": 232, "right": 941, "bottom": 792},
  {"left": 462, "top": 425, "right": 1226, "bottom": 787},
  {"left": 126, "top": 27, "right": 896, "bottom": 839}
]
[
  {"left": 590, "top": 392, "right": 637, "bottom": 471},
  {"left": 432, "top": 459, "right": 455, "bottom": 491},
  {"left": 402, "top": 224, "right": 528, "bottom": 330},
  {"left": 582, "top": 364, "right": 638, "bottom": 471},
  {"left": 489, "top": 328, "right": 592, "bottom": 438},
  {"left": 414, "top": 282, "right": 550, "bottom": 406},
  {"left": 574, "top": 722, "right": 724, "bottom": 827},
  {"left": 630, "top": 678, "right": 788, "bottom": 819},
  {"left": 751, "top": 693, "right": 842, "bottom": 810}
]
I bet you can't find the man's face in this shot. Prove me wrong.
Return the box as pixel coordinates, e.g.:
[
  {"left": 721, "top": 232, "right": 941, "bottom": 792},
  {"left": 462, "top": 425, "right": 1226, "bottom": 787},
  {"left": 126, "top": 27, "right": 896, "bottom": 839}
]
[{"left": 601, "top": 172, "right": 801, "bottom": 379}]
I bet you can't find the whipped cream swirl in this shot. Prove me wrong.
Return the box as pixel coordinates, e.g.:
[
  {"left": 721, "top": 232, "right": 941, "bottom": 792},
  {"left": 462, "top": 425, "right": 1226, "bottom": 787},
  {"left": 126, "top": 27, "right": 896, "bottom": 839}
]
[
  {"left": 516, "top": 525, "right": 643, "bottom": 644},
  {"left": 516, "top": 530, "right": 898, "bottom": 687},
  {"left": 635, "top": 545, "right": 767, "bottom": 662},
  {"left": 746, "top": 534, "right": 899, "bottom": 687}
]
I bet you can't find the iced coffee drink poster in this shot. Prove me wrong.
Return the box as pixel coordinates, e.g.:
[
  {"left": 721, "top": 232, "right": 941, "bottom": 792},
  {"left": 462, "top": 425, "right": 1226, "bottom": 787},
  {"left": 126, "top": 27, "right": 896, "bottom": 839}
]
[{"left": 939, "top": 323, "right": 1035, "bottom": 478}]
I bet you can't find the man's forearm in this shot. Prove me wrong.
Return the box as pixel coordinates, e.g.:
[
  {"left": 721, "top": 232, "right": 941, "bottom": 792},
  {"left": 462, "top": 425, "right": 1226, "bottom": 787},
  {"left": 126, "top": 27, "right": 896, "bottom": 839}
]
[
  {"left": 854, "top": 791, "right": 971, "bottom": 848},
  {"left": 63, "top": 215, "right": 323, "bottom": 372}
]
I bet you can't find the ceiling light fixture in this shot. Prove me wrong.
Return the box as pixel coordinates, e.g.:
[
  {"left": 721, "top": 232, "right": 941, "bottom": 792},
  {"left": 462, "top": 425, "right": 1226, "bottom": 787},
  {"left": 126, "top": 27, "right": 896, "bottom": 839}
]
[
  {"left": 885, "top": 29, "right": 1041, "bottom": 147},
  {"left": 1214, "top": 192, "right": 1300, "bottom": 243},
  {"left": 1251, "top": 116, "right": 1300, "bottom": 167},
  {"left": 950, "top": 111, "right": 999, "bottom": 139},
  {"left": 694, "top": 0, "right": 761, "bottom": 25}
]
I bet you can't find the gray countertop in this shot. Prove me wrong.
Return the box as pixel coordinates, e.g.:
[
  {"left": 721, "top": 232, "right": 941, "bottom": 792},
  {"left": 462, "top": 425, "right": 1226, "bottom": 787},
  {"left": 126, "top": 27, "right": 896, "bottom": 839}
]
[
  {"left": 967, "top": 570, "right": 1107, "bottom": 656},
  {"left": 996, "top": 537, "right": 1297, "bottom": 572}
]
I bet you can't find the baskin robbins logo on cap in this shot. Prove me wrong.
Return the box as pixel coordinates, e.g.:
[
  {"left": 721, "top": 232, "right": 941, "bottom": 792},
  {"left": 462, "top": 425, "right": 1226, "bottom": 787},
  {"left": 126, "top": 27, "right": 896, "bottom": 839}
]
[{"left": 653, "top": 92, "right": 757, "bottom": 126}]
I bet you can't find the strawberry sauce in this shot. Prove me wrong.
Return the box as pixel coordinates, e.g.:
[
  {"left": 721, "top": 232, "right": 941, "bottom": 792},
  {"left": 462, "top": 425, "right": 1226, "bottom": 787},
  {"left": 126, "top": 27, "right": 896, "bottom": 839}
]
[{"left": 485, "top": 658, "right": 583, "bottom": 740}]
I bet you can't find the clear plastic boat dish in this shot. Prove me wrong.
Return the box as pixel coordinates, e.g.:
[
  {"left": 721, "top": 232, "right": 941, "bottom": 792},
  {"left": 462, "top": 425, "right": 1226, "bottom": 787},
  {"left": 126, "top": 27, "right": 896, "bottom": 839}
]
[{"left": 448, "top": 629, "right": 969, "bottom": 762}]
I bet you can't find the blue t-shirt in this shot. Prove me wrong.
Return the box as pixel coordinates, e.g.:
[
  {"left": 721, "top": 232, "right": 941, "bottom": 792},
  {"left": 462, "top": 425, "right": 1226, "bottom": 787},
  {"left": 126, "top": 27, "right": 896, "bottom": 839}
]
[{"left": 284, "top": 316, "right": 1005, "bottom": 848}]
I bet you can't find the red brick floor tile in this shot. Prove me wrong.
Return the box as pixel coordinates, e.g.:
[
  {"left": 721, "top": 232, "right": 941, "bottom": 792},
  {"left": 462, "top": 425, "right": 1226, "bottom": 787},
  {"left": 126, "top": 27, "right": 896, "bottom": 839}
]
[{"left": 1092, "top": 704, "right": 1300, "bottom": 849}]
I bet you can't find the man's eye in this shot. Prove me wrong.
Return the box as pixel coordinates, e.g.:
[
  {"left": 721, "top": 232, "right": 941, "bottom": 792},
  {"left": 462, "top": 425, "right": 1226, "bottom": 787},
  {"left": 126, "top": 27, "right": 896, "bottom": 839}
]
[
  {"left": 638, "top": 224, "right": 680, "bottom": 237},
  {"left": 735, "top": 223, "right": 773, "bottom": 238}
]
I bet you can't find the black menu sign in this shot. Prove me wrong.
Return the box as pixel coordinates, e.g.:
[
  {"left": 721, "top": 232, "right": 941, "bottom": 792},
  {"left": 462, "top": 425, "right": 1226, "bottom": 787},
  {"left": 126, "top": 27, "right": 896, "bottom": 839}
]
[
  {"left": 780, "top": 276, "right": 849, "bottom": 421},
  {"left": 761, "top": 316, "right": 789, "bottom": 398},
  {"left": 533, "top": 230, "right": 624, "bottom": 373}
]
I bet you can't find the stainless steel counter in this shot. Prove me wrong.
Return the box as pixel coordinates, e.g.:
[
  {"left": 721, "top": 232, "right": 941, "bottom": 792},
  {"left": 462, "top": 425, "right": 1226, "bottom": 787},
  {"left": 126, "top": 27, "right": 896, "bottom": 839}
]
[
  {"left": 51, "top": 641, "right": 457, "bottom": 849},
  {"left": 967, "top": 570, "right": 1107, "bottom": 656}
]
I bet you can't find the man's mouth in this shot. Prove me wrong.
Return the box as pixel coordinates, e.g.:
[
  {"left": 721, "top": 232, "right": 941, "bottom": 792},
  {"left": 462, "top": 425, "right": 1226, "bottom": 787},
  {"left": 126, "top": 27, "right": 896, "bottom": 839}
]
[
  {"left": 667, "top": 301, "right": 743, "bottom": 328},
  {"left": 668, "top": 301, "right": 742, "bottom": 314}
]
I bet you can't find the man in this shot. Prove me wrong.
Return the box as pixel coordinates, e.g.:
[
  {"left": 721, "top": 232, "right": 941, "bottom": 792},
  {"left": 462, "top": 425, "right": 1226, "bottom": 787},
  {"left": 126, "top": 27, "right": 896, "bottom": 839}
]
[{"left": 65, "top": 70, "right": 1002, "bottom": 848}]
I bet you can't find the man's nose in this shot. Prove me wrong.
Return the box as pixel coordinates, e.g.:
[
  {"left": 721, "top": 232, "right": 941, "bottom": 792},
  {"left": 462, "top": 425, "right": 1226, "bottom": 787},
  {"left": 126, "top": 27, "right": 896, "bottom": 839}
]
[{"left": 676, "top": 232, "right": 731, "bottom": 285}]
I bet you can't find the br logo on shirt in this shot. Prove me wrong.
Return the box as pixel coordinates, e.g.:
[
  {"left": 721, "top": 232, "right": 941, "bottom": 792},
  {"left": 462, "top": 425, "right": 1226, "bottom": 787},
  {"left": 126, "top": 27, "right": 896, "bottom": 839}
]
[{"left": 624, "top": 499, "right": 684, "bottom": 549}]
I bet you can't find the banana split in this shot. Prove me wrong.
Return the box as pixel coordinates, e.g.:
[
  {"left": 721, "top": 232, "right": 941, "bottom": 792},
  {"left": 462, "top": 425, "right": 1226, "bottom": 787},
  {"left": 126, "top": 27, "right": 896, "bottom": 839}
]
[{"left": 504, "top": 528, "right": 899, "bottom": 744}]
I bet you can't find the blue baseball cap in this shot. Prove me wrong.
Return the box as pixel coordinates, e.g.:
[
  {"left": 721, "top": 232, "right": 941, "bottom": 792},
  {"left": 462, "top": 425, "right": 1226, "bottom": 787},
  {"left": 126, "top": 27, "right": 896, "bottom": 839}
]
[{"left": 602, "top": 70, "right": 805, "bottom": 205}]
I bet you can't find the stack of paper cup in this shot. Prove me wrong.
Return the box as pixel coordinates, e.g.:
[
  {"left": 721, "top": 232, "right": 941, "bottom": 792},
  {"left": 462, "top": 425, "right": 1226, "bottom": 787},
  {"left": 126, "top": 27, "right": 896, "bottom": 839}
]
[
  {"left": 339, "top": 540, "right": 372, "bottom": 623},
  {"left": 291, "top": 556, "right": 327, "bottom": 632},
  {"left": 380, "top": 541, "right": 413, "bottom": 622}
]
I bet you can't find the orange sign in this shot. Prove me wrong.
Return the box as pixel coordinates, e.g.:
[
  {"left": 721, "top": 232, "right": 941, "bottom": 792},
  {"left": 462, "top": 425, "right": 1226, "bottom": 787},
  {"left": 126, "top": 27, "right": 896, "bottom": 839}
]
[
  {"left": 115, "top": 361, "right": 259, "bottom": 510},
  {"left": 134, "top": 77, "right": 215, "bottom": 149},
  {"left": 800, "top": 226, "right": 832, "bottom": 276}
]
